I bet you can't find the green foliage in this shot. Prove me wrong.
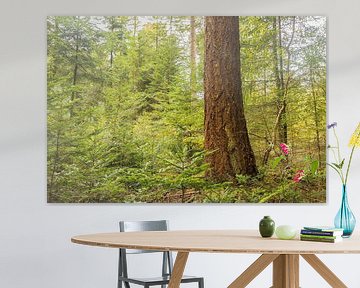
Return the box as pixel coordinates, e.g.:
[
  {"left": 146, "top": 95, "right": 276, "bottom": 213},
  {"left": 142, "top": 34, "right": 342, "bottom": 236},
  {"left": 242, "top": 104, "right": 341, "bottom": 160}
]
[
  {"left": 310, "top": 160, "right": 319, "bottom": 175},
  {"left": 47, "top": 16, "right": 326, "bottom": 203},
  {"left": 270, "top": 155, "right": 286, "bottom": 169}
]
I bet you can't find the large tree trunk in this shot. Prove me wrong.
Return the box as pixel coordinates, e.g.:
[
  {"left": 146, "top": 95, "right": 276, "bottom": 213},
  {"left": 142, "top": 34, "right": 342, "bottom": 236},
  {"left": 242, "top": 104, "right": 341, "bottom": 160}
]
[
  {"left": 190, "top": 16, "right": 197, "bottom": 99},
  {"left": 108, "top": 16, "right": 115, "bottom": 68},
  {"left": 204, "top": 16, "right": 257, "bottom": 181},
  {"left": 132, "top": 16, "right": 138, "bottom": 92},
  {"left": 70, "top": 17, "right": 80, "bottom": 117},
  {"left": 310, "top": 66, "right": 322, "bottom": 166},
  {"left": 272, "top": 16, "right": 287, "bottom": 144}
]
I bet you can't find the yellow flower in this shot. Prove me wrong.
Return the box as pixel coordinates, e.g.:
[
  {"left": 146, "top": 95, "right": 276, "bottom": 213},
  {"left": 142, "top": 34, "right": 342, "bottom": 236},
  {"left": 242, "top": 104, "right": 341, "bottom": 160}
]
[{"left": 349, "top": 122, "right": 360, "bottom": 148}]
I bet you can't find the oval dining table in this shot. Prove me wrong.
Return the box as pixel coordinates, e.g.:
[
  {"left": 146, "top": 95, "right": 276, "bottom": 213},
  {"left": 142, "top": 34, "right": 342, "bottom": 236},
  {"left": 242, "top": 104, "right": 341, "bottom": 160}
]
[{"left": 72, "top": 230, "right": 360, "bottom": 288}]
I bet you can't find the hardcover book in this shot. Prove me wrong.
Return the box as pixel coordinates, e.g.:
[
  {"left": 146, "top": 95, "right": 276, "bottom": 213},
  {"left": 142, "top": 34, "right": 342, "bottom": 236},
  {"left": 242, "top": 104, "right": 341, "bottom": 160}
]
[
  {"left": 303, "top": 226, "right": 343, "bottom": 232},
  {"left": 300, "top": 234, "right": 341, "bottom": 240},
  {"left": 300, "top": 236, "right": 343, "bottom": 243},
  {"left": 301, "top": 229, "right": 343, "bottom": 237}
]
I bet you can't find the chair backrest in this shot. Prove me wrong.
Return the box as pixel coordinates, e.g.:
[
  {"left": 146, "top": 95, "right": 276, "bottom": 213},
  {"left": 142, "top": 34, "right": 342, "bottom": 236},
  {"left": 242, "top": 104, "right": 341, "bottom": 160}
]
[
  {"left": 118, "top": 220, "right": 173, "bottom": 281},
  {"left": 119, "top": 220, "right": 169, "bottom": 254}
]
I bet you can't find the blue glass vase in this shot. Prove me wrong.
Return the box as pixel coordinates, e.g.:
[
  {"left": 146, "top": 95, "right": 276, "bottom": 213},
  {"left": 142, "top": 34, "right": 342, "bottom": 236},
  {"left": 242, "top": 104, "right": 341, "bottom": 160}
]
[{"left": 334, "top": 185, "right": 356, "bottom": 237}]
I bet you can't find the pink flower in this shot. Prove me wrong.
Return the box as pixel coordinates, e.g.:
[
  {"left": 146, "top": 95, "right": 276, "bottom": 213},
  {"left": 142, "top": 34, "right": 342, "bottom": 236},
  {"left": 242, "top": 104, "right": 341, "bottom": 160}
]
[
  {"left": 293, "top": 170, "right": 305, "bottom": 183},
  {"left": 280, "top": 143, "right": 289, "bottom": 155}
]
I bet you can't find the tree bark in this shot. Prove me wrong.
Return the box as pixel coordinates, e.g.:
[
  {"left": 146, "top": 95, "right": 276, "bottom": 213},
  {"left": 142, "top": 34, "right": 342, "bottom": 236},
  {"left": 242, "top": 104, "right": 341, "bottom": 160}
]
[
  {"left": 48, "top": 129, "right": 61, "bottom": 202},
  {"left": 190, "top": 16, "right": 197, "bottom": 99},
  {"left": 272, "top": 17, "right": 287, "bottom": 144},
  {"left": 70, "top": 17, "right": 79, "bottom": 117},
  {"left": 109, "top": 17, "right": 115, "bottom": 68},
  {"left": 132, "top": 16, "right": 139, "bottom": 92},
  {"left": 310, "top": 67, "right": 322, "bottom": 165},
  {"left": 204, "top": 16, "right": 257, "bottom": 181}
]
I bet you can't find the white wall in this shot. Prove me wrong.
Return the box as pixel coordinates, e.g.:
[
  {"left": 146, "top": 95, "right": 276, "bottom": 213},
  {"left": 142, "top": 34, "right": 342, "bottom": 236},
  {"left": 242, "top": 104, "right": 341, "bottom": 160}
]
[{"left": 1, "top": 0, "right": 360, "bottom": 287}]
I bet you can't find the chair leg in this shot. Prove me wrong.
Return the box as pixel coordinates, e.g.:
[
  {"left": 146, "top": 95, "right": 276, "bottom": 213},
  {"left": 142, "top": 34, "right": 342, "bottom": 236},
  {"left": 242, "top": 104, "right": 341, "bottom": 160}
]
[{"left": 198, "top": 278, "right": 204, "bottom": 288}]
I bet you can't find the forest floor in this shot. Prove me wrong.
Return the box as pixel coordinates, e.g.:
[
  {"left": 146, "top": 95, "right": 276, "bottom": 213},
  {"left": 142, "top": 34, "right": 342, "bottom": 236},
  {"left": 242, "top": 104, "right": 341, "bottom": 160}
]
[{"left": 118, "top": 172, "right": 327, "bottom": 204}]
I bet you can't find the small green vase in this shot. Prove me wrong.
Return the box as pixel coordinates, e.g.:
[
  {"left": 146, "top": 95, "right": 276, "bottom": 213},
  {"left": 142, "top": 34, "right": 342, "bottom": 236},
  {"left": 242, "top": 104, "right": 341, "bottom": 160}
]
[{"left": 259, "top": 216, "right": 275, "bottom": 238}]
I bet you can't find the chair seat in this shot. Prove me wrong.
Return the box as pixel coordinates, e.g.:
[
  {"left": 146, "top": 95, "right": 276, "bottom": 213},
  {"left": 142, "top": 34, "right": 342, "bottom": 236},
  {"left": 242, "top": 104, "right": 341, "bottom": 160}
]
[{"left": 119, "top": 274, "right": 203, "bottom": 286}]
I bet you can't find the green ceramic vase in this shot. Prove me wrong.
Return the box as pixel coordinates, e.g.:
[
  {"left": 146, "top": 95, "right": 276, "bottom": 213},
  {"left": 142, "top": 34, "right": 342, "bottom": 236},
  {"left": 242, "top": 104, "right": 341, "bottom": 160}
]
[{"left": 259, "top": 216, "right": 275, "bottom": 238}]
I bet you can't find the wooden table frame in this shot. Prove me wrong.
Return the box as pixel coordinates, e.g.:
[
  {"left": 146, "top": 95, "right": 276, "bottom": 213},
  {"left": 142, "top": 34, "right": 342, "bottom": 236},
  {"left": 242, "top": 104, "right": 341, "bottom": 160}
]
[
  {"left": 72, "top": 230, "right": 357, "bottom": 288},
  {"left": 168, "top": 252, "right": 347, "bottom": 288}
]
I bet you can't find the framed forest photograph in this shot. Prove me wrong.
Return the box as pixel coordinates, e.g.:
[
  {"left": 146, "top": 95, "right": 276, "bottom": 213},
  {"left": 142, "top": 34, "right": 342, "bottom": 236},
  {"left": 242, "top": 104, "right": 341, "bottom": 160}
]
[{"left": 47, "top": 16, "right": 327, "bottom": 203}]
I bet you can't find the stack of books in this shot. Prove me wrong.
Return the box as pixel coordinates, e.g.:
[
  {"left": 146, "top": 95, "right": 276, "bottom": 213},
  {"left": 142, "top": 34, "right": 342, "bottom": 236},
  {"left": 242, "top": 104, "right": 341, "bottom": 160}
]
[{"left": 300, "top": 226, "right": 344, "bottom": 243}]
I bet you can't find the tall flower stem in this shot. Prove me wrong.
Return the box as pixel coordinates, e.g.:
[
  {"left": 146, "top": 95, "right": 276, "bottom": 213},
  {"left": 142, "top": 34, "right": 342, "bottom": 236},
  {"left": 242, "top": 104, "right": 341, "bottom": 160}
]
[
  {"left": 333, "top": 128, "right": 342, "bottom": 164},
  {"left": 332, "top": 127, "right": 346, "bottom": 184},
  {"left": 345, "top": 130, "right": 360, "bottom": 185}
]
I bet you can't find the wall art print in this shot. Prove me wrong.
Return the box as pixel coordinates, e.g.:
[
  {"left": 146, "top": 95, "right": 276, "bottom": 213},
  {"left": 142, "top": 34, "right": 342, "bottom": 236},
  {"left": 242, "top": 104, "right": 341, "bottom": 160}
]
[{"left": 47, "top": 16, "right": 326, "bottom": 203}]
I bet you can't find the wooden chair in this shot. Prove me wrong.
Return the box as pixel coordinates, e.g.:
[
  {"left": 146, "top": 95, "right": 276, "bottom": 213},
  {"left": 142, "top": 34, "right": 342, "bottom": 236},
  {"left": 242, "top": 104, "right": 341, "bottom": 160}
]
[{"left": 118, "top": 220, "right": 204, "bottom": 288}]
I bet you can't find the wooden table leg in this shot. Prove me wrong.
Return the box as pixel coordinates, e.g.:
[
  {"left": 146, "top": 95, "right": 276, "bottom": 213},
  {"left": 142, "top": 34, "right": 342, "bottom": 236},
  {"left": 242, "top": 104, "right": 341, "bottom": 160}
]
[
  {"left": 301, "top": 254, "right": 347, "bottom": 288},
  {"left": 168, "top": 252, "right": 189, "bottom": 288},
  {"left": 272, "top": 254, "right": 299, "bottom": 288},
  {"left": 228, "top": 254, "right": 279, "bottom": 288},
  {"left": 229, "top": 253, "right": 347, "bottom": 288},
  {"left": 288, "top": 255, "right": 299, "bottom": 288}
]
